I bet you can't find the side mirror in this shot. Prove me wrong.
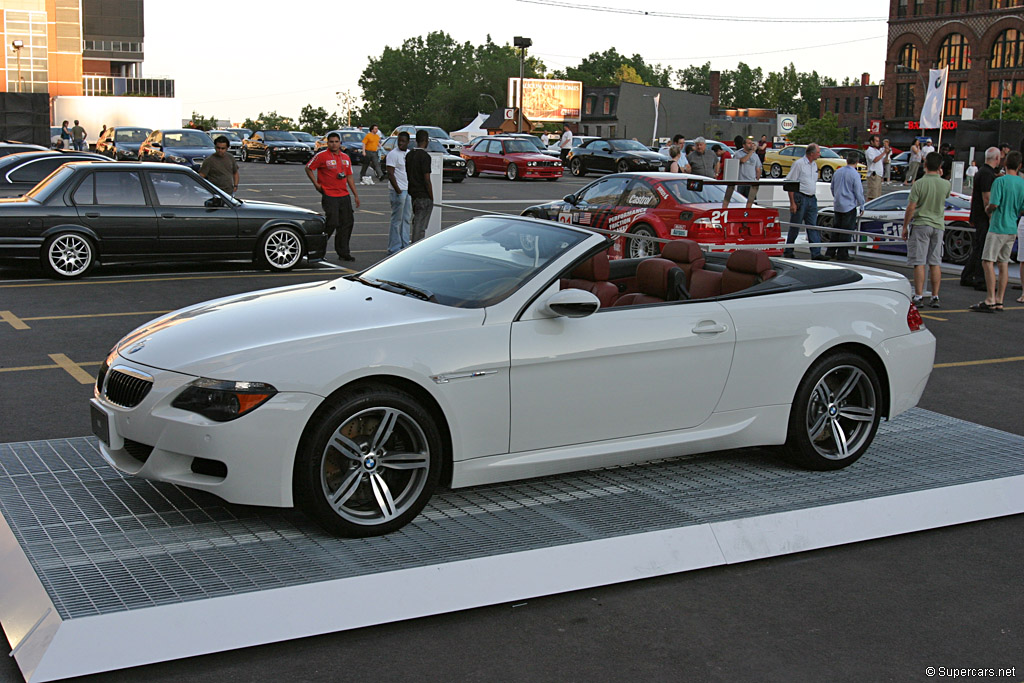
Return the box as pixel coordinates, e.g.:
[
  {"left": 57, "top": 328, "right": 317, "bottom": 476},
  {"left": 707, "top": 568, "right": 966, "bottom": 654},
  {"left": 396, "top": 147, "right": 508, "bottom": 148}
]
[
  {"left": 542, "top": 289, "right": 600, "bottom": 318},
  {"left": 562, "top": 194, "right": 577, "bottom": 204},
  {"left": 205, "top": 196, "right": 224, "bottom": 208}
]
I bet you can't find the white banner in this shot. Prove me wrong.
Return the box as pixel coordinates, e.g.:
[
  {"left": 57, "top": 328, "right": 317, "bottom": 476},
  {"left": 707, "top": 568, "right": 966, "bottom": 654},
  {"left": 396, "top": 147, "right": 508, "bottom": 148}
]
[{"left": 919, "top": 67, "right": 948, "bottom": 130}]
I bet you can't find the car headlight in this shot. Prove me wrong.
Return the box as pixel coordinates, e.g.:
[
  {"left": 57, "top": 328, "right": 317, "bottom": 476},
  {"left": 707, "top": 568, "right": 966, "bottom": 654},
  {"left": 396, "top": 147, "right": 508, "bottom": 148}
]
[
  {"left": 171, "top": 378, "right": 277, "bottom": 422},
  {"left": 630, "top": 158, "right": 644, "bottom": 165},
  {"left": 167, "top": 154, "right": 187, "bottom": 163},
  {"left": 554, "top": 161, "right": 562, "bottom": 167},
  {"left": 455, "top": 161, "right": 465, "bottom": 167},
  {"left": 528, "top": 161, "right": 537, "bottom": 167}
]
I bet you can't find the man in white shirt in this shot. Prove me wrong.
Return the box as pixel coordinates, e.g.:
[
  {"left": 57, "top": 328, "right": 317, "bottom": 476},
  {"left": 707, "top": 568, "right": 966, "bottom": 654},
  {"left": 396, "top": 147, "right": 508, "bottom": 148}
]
[
  {"left": 386, "top": 132, "right": 412, "bottom": 254},
  {"left": 558, "top": 125, "right": 573, "bottom": 164},
  {"left": 864, "top": 134, "right": 890, "bottom": 200},
  {"left": 920, "top": 138, "right": 935, "bottom": 159},
  {"left": 784, "top": 143, "right": 827, "bottom": 260}
]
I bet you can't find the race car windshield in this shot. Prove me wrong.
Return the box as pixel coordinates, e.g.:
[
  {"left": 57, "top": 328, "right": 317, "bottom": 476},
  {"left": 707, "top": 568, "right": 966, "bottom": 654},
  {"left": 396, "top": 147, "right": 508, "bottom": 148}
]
[
  {"left": 610, "top": 140, "right": 651, "bottom": 152},
  {"left": 360, "top": 217, "right": 589, "bottom": 308},
  {"left": 661, "top": 179, "right": 748, "bottom": 206}
]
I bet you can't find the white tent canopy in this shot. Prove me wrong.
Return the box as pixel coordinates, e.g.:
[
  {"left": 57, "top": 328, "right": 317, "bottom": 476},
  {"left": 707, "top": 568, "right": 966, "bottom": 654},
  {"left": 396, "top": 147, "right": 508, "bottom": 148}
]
[{"left": 450, "top": 112, "right": 488, "bottom": 143}]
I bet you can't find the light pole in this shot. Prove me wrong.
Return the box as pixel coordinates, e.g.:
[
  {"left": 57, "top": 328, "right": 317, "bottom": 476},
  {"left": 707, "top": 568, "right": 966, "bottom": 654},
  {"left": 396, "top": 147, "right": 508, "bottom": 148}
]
[
  {"left": 11, "top": 40, "right": 24, "bottom": 93},
  {"left": 514, "top": 36, "right": 532, "bottom": 133},
  {"left": 479, "top": 93, "right": 498, "bottom": 113}
]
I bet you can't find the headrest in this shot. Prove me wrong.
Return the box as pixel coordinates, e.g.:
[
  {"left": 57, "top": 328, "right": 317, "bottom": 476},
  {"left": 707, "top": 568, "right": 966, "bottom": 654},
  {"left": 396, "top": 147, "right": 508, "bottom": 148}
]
[
  {"left": 636, "top": 258, "right": 677, "bottom": 298},
  {"left": 661, "top": 239, "right": 704, "bottom": 264},
  {"left": 725, "top": 249, "right": 772, "bottom": 275},
  {"left": 570, "top": 252, "right": 610, "bottom": 281}
]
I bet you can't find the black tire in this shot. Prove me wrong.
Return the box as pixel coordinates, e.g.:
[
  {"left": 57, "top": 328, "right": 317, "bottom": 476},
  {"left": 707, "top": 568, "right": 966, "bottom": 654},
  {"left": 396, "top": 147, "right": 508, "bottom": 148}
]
[
  {"left": 943, "top": 226, "right": 972, "bottom": 265},
  {"left": 769, "top": 163, "right": 783, "bottom": 178},
  {"left": 41, "top": 232, "right": 95, "bottom": 279},
  {"left": 466, "top": 159, "right": 478, "bottom": 177},
  {"left": 781, "top": 351, "right": 882, "bottom": 471},
  {"left": 294, "top": 384, "right": 443, "bottom": 537},
  {"left": 257, "top": 226, "right": 303, "bottom": 271},
  {"left": 820, "top": 166, "right": 834, "bottom": 182},
  {"left": 570, "top": 157, "right": 586, "bottom": 177},
  {"left": 616, "top": 159, "right": 630, "bottom": 173},
  {"left": 264, "top": 149, "right": 273, "bottom": 164},
  {"left": 506, "top": 163, "right": 519, "bottom": 181},
  {"left": 241, "top": 148, "right": 249, "bottom": 162},
  {"left": 628, "top": 224, "right": 659, "bottom": 258}
]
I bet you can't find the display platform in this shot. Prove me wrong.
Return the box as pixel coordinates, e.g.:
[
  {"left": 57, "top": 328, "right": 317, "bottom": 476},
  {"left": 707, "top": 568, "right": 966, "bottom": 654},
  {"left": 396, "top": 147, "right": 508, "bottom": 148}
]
[{"left": 1, "top": 408, "right": 1022, "bottom": 682}]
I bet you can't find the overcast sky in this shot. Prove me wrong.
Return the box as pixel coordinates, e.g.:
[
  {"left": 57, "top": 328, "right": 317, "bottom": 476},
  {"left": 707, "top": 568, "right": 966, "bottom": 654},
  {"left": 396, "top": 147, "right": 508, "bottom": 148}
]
[{"left": 142, "top": 0, "right": 888, "bottom": 125}]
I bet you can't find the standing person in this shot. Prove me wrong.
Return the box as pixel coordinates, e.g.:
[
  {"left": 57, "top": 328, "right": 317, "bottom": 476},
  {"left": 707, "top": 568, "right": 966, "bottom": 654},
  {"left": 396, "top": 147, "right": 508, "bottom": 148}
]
[
  {"left": 558, "top": 124, "right": 573, "bottom": 164},
  {"left": 726, "top": 136, "right": 762, "bottom": 209},
  {"left": 361, "top": 125, "right": 383, "bottom": 183},
  {"left": 70, "top": 120, "right": 87, "bottom": 151},
  {"left": 882, "top": 139, "right": 892, "bottom": 182},
  {"left": 864, "top": 135, "right": 890, "bottom": 200},
  {"left": 901, "top": 152, "right": 950, "bottom": 308},
  {"left": 826, "top": 155, "right": 865, "bottom": 262},
  {"left": 668, "top": 146, "right": 687, "bottom": 173},
  {"left": 688, "top": 137, "right": 715, "bottom": 178},
  {"left": 714, "top": 144, "right": 733, "bottom": 180},
  {"left": 998, "top": 142, "right": 1011, "bottom": 174},
  {"left": 406, "top": 130, "right": 434, "bottom": 244},
  {"left": 733, "top": 135, "right": 744, "bottom": 149},
  {"left": 98, "top": 124, "right": 107, "bottom": 140},
  {"left": 659, "top": 133, "right": 686, "bottom": 158},
  {"left": 920, "top": 138, "right": 935, "bottom": 159},
  {"left": 386, "top": 131, "right": 412, "bottom": 254},
  {"left": 784, "top": 143, "right": 827, "bottom": 260},
  {"left": 305, "top": 131, "right": 360, "bottom": 262},
  {"left": 60, "top": 120, "right": 71, "bottom": 149},
  {"left": 960, "top": 147, "right": 1000, "bottom": 290},
  {"left": 198, "top": 136, "right": 239, "bottom": 195},
  {"left": 972, "top": 150, "right": 1024, "bottom": 311},
  {"left": 905, "top": 139, "right": 922, "bottom": 185},
  {"left": 756, "top": 135, "right": 769, "bottom": 163},
  {"left": 965, "top": 160, "right": 978, "bottom": 191}
]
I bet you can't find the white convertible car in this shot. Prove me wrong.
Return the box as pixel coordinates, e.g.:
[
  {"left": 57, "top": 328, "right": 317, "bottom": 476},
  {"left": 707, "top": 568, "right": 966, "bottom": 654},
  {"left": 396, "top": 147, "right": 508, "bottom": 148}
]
[{"left": 90, "top": 216, "right": 936, "bottom": 536}]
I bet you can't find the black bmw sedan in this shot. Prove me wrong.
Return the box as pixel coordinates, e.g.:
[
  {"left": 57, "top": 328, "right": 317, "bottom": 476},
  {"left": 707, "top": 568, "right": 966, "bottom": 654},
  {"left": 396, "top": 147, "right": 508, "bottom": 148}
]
[
  {"left": 0, "top": 161, "right": 327, "bottom": 278},
  {"left": 566, "top": 138, "right": 670, "bottom": 177},
  {"left": 0, "top": 151, "right": 107, "bottom": 198},
  {"left": 241, "top": 131, "right": 313, "bottom": 164}
]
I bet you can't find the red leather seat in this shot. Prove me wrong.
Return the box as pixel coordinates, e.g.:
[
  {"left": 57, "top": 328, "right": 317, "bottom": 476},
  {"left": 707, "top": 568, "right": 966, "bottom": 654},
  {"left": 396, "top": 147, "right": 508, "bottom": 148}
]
[
  {"left": 561, "top": 252, "right": 619, "bottom": 308},
  {"left": 660, "top": 239, "right": 706, "bottom": 289},
  {"left": 612, "top": 258, "right": 680, "bottom": 306},
  {"left": 721, "top": 250, "right": 778, "bottom": 294},
  {"left": 689, "top": 269, "right": 723, "bottom": 299}
]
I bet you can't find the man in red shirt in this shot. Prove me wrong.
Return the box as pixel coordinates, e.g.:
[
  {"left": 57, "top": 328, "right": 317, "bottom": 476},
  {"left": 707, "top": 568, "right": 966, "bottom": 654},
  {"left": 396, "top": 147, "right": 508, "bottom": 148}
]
[
  {"left": 714, "top": 145, "right": 733, "bottom": 180},
  {"left": 305, "top": 132, "right": 361, "bottom": 261}
]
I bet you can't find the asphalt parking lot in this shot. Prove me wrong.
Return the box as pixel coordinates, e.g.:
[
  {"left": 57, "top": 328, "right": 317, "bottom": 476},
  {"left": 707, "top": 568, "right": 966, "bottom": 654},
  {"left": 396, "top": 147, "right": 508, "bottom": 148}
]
[{"left": 0, "top": 162, "right": 1020, "bottom": 682}]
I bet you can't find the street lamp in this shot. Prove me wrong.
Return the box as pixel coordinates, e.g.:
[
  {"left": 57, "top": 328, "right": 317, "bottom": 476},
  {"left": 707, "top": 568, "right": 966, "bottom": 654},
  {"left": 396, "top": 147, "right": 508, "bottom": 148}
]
[
  {"left": 11, "top": 40, "right": 24, "bottom": 93},
  {"left": 513, "top": 36, "right": 532, "bottom": 133},
  {"left": 479, "top": 93, "right": 498, "bottom": 112}
]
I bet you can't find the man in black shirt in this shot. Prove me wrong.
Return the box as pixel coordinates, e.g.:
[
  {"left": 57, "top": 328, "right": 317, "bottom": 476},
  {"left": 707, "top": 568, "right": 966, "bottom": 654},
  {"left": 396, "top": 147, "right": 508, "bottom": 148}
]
[
  {"left": 407, "top": 130, "right": 434, "bottom": 243},
  {"left": 961, "top": 147, "right": 1000, "bottom": 289}
]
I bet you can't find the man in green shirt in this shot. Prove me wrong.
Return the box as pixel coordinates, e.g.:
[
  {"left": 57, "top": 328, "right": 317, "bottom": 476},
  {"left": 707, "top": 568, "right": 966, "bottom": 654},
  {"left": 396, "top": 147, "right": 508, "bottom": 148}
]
[
  {"left": 199, "top": 136, "right": 239, "bottom": 195},
  {"left": 901, "top": 152, "right": 950, "bottom": 308},
  {"left": 972, "top": 150, "right": 1024, "bottom": 312}
]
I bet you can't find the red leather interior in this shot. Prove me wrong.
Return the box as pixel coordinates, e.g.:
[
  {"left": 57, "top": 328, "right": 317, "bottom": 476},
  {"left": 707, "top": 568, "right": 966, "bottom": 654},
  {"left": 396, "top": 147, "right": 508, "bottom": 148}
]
[
  {"left": 560, "top": 252, "right": 620, "bottom": 308},
  {"left": 660, "top": 240, "right": 706, "bottom": 288},
  {"left": 613, "top": 258, "right": 679, "bottom": 306},
  {"left": 721, "top": 250, "right": 777, "bottom": 295}
]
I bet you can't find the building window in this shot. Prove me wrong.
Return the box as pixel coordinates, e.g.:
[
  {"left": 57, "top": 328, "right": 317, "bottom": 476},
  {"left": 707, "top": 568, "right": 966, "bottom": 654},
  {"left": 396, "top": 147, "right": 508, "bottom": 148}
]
[
  {"left": 990, "top": 0, "right": 1022, "bottom": 7},
  {"left": 867, "top": 96, "right": 873, "bottom": 112},
  {"left": 855, "top": 97, "right": 860, "bottom": 113},
  {"left": 896, "top": 83, "right": 916, "bottom": 117},
  {"left": 898, "top": 0, "right": 907, "bottom": 16},
  {"left": 835, "top": 97, "right": 840, "bottom": 112},
  {"left": 609, "top": 125, "right": 617, "bottom": 138},
  {"left": 595, "top": 125, "right": 601, "bottom": 137},
  {"left": 897, "top": 43, "right": 919, "bottom": 72},
  {"left": 936, "top": 0, "right": 945, "bottom": 11},
  {"left": 938, "top": 33, "right": 971, "bottom": 71},
  {"left": 583, "top": 125, "right": 589, "bottom": 135},
  {"left": 951, "top": 0, "right": 960, "bottom": 9},
  {"left": 965, "top": 0, "right": 974, "bottom": 10},
  {"left": 944, "top": 82, "right": 967, "bottom": 116},
  {"left": 913, "top": 0, "right": 923, "bottom": 14},
  {"left": 584, "top": 96, "right": 595, "bottom": 115},
  {"left": 844, "top": 97, "right": 850, "bottom": 113},
  {"left": 990, "top": 29, "right": 1024, "bottom": 70},
  {"left": 602, "top": 96, "right": 614, "bottom": 115},
  {"left": 990, "top": 78, "right": 1024, "bottom": 103}
]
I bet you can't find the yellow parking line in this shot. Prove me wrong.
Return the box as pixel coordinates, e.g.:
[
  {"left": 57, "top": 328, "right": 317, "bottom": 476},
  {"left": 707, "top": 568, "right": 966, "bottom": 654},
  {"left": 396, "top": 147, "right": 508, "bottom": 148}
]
[
  {"left": 0, "top": 360, "right": 102, "bottom": 374},
  {"left": 920, "top": 313, "right": 948, "bottom": 321},
  {"left": 0, "top": 271, "right": 333, "bottom": 289},
  {"left": 934, "top": 355, "right": 1024, "bottom": 368},
  {"left": 0, "top": 310, "right": 29, "bottom": 330},
  {"left": 23, "top": 310, "right": 172, "bottom": 322},
  {"left": 47, "top": 354, "right": 98, "bottom": 384}
]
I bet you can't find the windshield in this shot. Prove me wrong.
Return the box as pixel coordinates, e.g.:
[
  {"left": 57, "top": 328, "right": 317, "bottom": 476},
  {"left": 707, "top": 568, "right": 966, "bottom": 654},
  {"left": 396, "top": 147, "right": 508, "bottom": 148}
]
[
  {"left": 819, "top": 147, "right": 841, "bottom": 159},
  {"left": 114, "top": 128, "right": 150, "bottom": 142},
  {"left": 24, "top": 165, "right": 76, "bottom": 201},
  {"left": 610, "top": 140, "right": 651, "bottom": 152},
  {"left": 213, "top": 130, "right": 241, "bottom": 141},
  {"left": 339, "top": 132, "right": 363, "bottom": 143},
  {"left": 360, "top": 217, "right": 588, "bottom": 308},
  {"left": 291, "top": 132, "right": 315, "bottom": 142},
  {"left": 504, "top": 140, "right": 538, "bottom": 154},
  {"left": 417, "top": 126, "right": 451, "bottom": 140},
  {"left": 425, "top": 140, "right": 446, "bottom": 153},
  {"left": 661, "top": 178, "right": 749, "bottom": 206},
  {"left": 514, "top": 136, "right": 545, "bottom": 150},
  {"left": 946, "top": 194, "right": 970, "bottom": 210},
  {"left": 164, "top": 131, "right": 215, "bottom": 147},
  {"left": 264, "top": 131, "right": 297, "bottom": 141}
]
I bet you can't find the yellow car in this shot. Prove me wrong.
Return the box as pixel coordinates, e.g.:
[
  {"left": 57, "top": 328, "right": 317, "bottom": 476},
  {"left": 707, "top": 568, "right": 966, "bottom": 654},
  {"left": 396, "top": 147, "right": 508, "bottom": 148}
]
[{"left": 764, "top": 145, "right": 866, "bottom": 182}]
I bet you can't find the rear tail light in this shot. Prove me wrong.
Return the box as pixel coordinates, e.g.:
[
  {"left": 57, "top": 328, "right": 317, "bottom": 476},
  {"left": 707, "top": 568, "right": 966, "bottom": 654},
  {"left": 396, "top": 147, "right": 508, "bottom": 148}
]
[
  {"left": 907, "top": 302, "right": 924, "bottom": 332},
  {"left": 692, "top": 217, "right": 723, "bottom": 235}
]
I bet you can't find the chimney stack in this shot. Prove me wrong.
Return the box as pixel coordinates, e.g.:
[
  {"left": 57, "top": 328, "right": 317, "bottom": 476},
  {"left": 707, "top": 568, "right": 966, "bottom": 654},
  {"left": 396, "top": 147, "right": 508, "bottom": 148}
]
[
  {"left": 710, "top": 71, "right": 720, "bottom": 114},
  {"left": 861, "top": 73, "right": 870, "bottom": 86}
]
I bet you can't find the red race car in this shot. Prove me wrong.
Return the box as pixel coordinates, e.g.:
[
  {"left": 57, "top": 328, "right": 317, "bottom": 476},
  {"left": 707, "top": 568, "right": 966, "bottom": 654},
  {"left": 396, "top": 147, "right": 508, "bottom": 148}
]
[
  {"left": 523, "top": 172, "right": 783, "bottom": 258},
  {"left": 462, "top": 136, "right": 562, "bottom": 181}
]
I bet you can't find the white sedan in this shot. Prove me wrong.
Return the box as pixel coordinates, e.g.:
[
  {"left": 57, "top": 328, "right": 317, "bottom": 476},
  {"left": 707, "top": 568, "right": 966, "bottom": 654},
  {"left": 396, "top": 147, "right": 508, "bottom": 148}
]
[{"left": 90, "top": 217, "right": 936, "bottom": 536}]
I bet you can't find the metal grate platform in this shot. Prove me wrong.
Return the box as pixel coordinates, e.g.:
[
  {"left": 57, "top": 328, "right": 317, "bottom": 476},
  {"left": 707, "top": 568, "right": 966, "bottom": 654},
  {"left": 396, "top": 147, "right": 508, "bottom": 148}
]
[{"left": 1, "top": 408, "right": 1022, "bottom": 682}]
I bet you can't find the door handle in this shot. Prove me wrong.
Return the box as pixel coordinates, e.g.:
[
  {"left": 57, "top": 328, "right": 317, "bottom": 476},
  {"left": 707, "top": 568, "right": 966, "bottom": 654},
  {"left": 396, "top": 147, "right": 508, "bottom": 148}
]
[
  {"left": 692, "top": 321, "right": 728, "bottom": 335},
  {"left": 161, "top": 213, "right": 176, "bottom": 218},
  {"left": 84, "top": 212, "right": 100, "bottom": 218}
]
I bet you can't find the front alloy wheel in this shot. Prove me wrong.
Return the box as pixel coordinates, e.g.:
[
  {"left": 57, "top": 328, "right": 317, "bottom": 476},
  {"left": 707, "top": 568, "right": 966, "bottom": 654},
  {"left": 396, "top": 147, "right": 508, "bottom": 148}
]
[
  {"left": 257, "top": 227, "right": 303, "bottom": 271},
  {"left": 506, "top": 163, "right": 519, "bottom": 181},
  {"left": 570, "top": 157, "right": 586, "bottom": 176},
  {"left": 265, "top": 149, "right": 273, "bottom": 164},
  {"left": 769, "top": 163, "right": 783, "bottom": 178},
  {"left": 616, "top": 159, "right": 631, "bottom": 174},
  {"left": 295, "top": 385, "right": 442, "bottom": 537},
  {"left": 42, "top": 232, "right": 95, "bottom": 279}
]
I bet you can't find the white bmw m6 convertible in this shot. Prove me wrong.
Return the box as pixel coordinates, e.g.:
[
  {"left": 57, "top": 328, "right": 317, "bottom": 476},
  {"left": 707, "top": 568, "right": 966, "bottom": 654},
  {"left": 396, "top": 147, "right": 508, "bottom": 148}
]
[{"left": 90, "top": 216, "right": 935, "bottom": 536}]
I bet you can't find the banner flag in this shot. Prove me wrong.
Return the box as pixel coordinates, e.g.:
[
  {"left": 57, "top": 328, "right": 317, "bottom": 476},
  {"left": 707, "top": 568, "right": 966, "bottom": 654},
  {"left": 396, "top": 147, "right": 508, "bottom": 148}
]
[{"left": 919, "top": 67, "right": 949, "bottom": 130}]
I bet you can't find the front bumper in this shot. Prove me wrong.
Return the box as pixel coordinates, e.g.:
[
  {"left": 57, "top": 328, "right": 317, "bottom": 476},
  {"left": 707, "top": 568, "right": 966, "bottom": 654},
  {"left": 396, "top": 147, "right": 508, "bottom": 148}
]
[
  {"left": 521, "top": 165, "right": 562, "bottom": 178},
  {"left": 268, "top": 148, "right": 312, "bottom": 162},
  {"left": 91, "top": 360, "right": 324, "bottom": 508}
]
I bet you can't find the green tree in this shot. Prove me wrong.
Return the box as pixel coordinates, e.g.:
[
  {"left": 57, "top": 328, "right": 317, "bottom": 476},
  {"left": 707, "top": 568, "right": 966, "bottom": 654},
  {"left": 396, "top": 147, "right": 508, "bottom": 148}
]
[
  {"left": 979, "top": 95, "right": 1024, "bottom": 122},
  {"left": 188, "top": 111, "right": 218, "bottom": 130},
  {"left": 676, "top": 62, "right": 711, "bottom": 95},
  {"left": 556, "top": 48, "right": 672, "bottom": 87},
  {"left": 298, "top": 105, "right": 342, "bottom": 134},
  {"left": 242, "top": 111, "right": 294, "bottom": 131},
  {"left": 788, "top": 112, "right": 849, "bottom": 146},
  {"left": 728, "top": 63, "right": 764, "bottom": 109}
]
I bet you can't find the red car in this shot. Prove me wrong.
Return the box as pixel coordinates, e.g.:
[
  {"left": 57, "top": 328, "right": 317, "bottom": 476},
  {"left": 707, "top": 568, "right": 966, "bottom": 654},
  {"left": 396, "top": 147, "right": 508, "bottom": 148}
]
[
  {"left": 462, "top": 136, "right": 562, "bottom": 181},
  {"left": 522, "top": 172, "right": 782, "bottom": 259}
]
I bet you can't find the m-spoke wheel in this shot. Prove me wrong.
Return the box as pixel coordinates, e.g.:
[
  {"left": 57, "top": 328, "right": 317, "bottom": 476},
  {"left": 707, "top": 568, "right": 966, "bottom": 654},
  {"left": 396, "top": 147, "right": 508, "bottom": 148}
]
[
  {"left": 628, "top": 225, "right": 659, "bottom": 258},
  {"left": 570, "top": 158, "right": 586, "bottom": 176},
  {"left": 782, "top": 352, "right": 881, "bottom": 470},
  {"left": 616, "top": 159, "right": 630, "bottom": 173},
  {"left": 943, "top": 227, "right": 971, "bottom": 265},
  {"left": 295, "top": 385, "right": 442, "bottom": 536},
  {"left": 257, "top": 227, "right": 303, "bottom": 271},
  {"left": 506, "top": 163, "right": 519, "bottom": 181},
  {"left": 42, "top": 232, "right": 95, "bottom": 279}
]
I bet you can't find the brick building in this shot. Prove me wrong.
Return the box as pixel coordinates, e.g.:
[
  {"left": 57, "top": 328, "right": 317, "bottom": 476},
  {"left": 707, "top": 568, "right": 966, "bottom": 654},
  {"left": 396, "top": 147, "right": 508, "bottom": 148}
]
[
  {"left": 882, "top": 0, "right": 1024, "bottom": 145},
  {"left": 820, "top": 73, "right": 884, "bottom": 142}
]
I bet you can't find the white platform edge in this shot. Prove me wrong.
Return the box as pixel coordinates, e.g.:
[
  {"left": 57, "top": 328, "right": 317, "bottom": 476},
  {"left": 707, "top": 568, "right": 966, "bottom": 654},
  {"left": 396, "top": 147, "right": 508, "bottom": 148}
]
[{"left": 2, "top": 474, "right": 1021, "bottom": 682}]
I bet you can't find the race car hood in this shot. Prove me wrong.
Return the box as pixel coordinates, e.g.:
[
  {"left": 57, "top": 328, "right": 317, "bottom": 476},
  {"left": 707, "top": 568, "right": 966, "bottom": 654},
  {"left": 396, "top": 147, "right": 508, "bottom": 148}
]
[{"left": 113, "top": 278, "right": 484, "bottom": 381}]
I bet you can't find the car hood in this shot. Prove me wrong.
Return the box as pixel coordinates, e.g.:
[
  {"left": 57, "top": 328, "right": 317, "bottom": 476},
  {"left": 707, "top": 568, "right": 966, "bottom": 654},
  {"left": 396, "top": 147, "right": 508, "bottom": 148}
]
[
  {"left": 267, "top": 141, "right": 307, "bottom": 148},
  {"left": 623, "top": 150, "right": 670, "bottom": 162},
  {"left": 236, "top": 199, "right": 322, "bottom": 216},
  {"left": 508, "top": 152, "right": 557, "bottom": 162},
  {"left": 113, "top": 278, "right": 484, "bottom": 385}
]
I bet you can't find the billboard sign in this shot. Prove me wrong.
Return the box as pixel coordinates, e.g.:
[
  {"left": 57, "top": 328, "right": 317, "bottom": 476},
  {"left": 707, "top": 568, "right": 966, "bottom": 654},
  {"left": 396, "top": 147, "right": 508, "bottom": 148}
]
[{"left": 507, "top": 78, "right": 582, "bottom": 122}]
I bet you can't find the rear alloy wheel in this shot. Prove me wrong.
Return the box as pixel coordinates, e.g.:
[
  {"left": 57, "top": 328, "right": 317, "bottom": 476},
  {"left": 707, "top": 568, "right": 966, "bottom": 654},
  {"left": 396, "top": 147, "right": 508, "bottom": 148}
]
[
  {"left": 628, "top": 225, "right": 659, "bottom": 258},
  {"left": 570, "top": 157, "right": 586, "bottom": 177},
  {"left": 782, "top": 352, "right": 881, "bottom": 470},
  {"left": 506, "top": 163, "right": 519, "bottom": 181},
  {"left": 257, "top": 226, "right": 303, "bottom": 271},
  {"left": 769, "top": 163, "right": 783, "bottom": 178},
  {"left": 943, "top": 226, "right": 971, "bottom": 265},
  {"left": 616, "top": 159, "right": 631, "bottom": 174},
  {"left": 466, "top": 159, "right": 478, "bottom": 177},
  {"left": 820, "top": 166, "right": 834, "bottom": 182},
  {"left": 265, "top": 149, "right": 273, "bottom": 164},
  {"left": 294, "top": 384, "right": 442, "bottom": 537},
  {"left": 42, "top": 232, "right": 95, "bottom": 279}
]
